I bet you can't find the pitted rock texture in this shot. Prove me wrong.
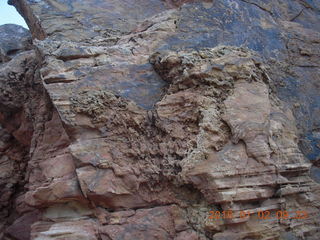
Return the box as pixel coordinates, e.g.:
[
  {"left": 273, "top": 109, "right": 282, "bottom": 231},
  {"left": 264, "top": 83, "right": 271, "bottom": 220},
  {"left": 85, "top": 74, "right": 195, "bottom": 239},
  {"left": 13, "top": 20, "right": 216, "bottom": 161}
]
[{"left": 0, "top": 0, "right": 320, "bottom": 240}]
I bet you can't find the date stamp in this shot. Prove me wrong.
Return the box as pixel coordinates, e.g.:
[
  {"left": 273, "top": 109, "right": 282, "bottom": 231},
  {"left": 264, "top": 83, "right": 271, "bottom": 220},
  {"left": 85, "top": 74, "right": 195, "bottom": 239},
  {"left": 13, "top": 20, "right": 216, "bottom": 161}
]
[{"left": 208, "top": 210, "right": 309, "bottom": 220}]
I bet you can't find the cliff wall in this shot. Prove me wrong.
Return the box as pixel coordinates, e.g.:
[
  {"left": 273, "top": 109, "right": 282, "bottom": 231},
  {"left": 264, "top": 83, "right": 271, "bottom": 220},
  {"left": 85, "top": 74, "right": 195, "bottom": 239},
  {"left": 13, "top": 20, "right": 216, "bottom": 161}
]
[{"left": 0, "top": 0, "right": 320, "bottom": 239}]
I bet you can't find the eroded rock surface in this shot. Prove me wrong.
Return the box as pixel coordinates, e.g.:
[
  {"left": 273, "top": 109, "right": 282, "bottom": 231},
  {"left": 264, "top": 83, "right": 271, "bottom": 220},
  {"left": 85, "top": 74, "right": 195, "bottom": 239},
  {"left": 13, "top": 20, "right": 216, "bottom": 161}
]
[
  {"left": 0, "top": 24, "right": 31, "bottom": 63},
  {"left": 1, "top": 0, "right": 320, "bottom": 239}
]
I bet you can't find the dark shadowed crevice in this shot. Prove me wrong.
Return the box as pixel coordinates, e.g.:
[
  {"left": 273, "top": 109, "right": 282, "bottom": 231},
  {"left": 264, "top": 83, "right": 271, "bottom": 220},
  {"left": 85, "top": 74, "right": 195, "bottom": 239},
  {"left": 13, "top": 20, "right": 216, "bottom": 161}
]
[
  {"left": 240, "top": 0, "right": 274, "bottom": 16},
  {"left": 8, "top": 0, "right": 46, "bottom": 40}
]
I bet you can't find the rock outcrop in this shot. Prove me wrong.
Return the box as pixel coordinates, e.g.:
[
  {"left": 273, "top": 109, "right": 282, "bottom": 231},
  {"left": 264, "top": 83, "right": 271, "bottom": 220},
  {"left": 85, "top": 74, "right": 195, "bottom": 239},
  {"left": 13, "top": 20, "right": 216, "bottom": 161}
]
[
  {"left": 0, "top": 0, "right": 320, "bottom": 239},
  {"left": 0, "top": 24, "right": 31, "bottom": 63}
]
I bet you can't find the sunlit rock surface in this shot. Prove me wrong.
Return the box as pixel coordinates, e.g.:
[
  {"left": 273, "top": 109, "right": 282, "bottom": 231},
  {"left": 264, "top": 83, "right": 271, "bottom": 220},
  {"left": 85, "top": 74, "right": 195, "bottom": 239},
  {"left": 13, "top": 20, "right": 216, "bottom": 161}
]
[{"left": 0, "top": 0, "right": 320, "bottom": 239}]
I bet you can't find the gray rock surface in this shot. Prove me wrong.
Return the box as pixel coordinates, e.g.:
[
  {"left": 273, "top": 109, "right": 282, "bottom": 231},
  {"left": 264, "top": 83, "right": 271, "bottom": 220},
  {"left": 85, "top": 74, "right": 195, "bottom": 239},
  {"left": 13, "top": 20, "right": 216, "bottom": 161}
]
[{"left": 0, "top": 24, "right": 31, "bottom": 63}]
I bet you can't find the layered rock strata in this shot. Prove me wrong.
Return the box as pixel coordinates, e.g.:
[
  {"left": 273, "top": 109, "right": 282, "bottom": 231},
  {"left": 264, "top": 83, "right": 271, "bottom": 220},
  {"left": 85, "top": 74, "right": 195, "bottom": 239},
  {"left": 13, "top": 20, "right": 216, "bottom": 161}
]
[{"left": 0, "top": 0, "right": 320, "bottom": 239}]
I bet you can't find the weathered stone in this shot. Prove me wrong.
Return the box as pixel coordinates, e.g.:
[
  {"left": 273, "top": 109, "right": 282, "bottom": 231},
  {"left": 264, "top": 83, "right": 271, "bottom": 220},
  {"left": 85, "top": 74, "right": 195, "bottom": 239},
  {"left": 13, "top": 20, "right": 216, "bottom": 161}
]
[
  {"left": 0, "top": 24, "right": 31, "bottom": 63},
  {"left": 31, "top": 219, "right": 99, "bottom": 240},
  {"left": 1, "top": 0, "right": 320, "bottom": 239}
]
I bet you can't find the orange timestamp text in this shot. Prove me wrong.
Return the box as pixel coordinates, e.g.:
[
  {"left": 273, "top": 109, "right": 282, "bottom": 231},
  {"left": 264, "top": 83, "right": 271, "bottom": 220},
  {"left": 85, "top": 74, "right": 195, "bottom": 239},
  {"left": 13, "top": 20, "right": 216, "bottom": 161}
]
[{"left": 208, "top": 210, "right": 309, "bottom": 220}]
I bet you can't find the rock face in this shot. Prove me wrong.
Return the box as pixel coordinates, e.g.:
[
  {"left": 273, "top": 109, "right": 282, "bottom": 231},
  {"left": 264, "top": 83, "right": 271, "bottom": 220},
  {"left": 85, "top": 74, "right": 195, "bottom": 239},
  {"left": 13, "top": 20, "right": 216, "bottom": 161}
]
[
  {"left": 0, "top": 24, "right": 31, "bottom": 63},
  {"left": 0, "top": 0, "right": 320, "bottom": 239}
]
